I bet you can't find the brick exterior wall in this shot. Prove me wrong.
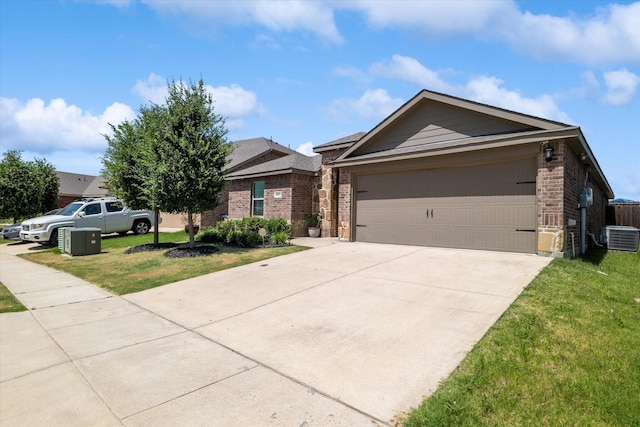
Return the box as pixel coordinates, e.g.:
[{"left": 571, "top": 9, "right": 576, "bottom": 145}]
[
  {"left": 58, "top": 195, "right": 78, "bottom": 208},
  {"left": 200, "top": 152, "right": 290, "bottom": 227},
  {"left": 537, "top": 139, "right": 609, "bottom": 257},
  {"left": 227, "top": 172, "right": 315, "bottom": 237}
]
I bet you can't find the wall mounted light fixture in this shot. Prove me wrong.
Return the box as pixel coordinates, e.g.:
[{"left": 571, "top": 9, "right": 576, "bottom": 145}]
[{"left": 544, "top": 145, "right": 554, "bottom": 162}]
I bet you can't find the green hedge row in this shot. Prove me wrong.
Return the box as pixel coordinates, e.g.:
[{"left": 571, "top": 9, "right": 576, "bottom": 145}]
[{"left": 196, "top": 217, "right": 291, "bottom": 247}]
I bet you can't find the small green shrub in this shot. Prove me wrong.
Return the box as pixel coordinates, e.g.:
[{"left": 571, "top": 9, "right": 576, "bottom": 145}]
[
  {"left": 195, "top": 227, "right": 222, "bottom": 243},
  {"left": 206, "top": 217, "right": 291, "bottom": 247},
  {"left": 265, "top": 217, "right": 290, "bottom": 234},
  {"left": 246, "top": 231, "right": 263, "bottom": 247},
  {"left": 271, "top": 231, "right": 289, "bottom": 245}
]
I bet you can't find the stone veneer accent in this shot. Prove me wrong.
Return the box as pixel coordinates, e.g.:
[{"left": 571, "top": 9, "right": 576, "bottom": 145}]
[{"left": 316, "top": 149, "right": 346, "bottom": 238}]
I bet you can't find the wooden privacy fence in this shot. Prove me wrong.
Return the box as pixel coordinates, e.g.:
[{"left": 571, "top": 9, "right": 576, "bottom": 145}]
[{"left": 608, "top": 202, "right": 640, "bottom": 229}]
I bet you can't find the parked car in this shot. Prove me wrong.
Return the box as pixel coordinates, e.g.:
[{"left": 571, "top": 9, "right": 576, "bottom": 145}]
[
  {"left": 20, "top": 197, "right": 157, "bottom": 245},
  {"left": 1, "top": 223, "right": 22, "bottom": 240}
]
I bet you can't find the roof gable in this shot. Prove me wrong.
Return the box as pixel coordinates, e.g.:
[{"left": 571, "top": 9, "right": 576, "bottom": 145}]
[
  {"left": 227, "top": 137, "right": 298, "bottom": 172},
  {"left": 341, "top": 89, "right": 570, "bottom": 160}
]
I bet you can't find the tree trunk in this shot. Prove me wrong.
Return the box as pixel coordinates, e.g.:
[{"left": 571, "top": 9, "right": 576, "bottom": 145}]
[
  {"left": 187, "top": 212, "right": 195, "bottom": 248},
  {"left": 153, "top": 209, "right": 160, "bottom": 246}
]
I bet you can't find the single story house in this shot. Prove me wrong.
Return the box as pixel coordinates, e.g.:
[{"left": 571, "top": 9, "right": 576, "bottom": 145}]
[
  {"left": 59, "top": 89, "right": 613, "bottom": 257},
  {"left": 161, "top": 137, "right": 308, "bottom": 230},
  {"left": 310, "top": 89, "right": 614, "bottom": 257}
]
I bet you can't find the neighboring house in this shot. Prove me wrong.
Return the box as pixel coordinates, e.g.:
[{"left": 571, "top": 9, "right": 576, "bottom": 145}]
[
  {"left": 161, "top": 137, "right": 314, "bottom": 230},
  {"left": 56, "top": 171, "right": 108, "bottom": 207},
  {"left": 313, "top": 89, "right": 614, "bottom": 257},
  {"left": 226, "top": 151, "right": 321, "bottom": 236}
]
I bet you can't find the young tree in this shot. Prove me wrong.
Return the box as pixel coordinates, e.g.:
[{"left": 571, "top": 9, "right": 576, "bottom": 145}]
[
  {"left": 159, "top": 79, "right": 232, "bottom": 248},
  {"left": 102, "top": 78, "right": 232, "bottom": 248},
  {"left": 0, "top": 150, "right": 59, "bottom": 223}
]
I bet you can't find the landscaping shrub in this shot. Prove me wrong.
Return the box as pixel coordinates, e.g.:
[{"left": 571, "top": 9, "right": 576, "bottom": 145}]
[
  {"left": 197, "top": 217, "right": 291, "bottom": 247},
  {"left": 195, "top": 227, "right": 223, "bottom": 243},
  {"left": 271, "top": 231, "right": 289, "bottom": 245}
]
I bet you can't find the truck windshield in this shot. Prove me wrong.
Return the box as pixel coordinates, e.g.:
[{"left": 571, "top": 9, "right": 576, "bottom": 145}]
[{"left": 58, "top": 202, "right": 83, "bottom": 216}]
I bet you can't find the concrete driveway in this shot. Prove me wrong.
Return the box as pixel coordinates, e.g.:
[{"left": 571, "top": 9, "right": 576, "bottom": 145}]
[{"left": 0, "top": 240, "right": 550, "bottom": 426}]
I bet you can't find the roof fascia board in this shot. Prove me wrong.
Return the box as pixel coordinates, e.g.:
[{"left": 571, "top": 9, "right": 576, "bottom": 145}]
[
  {"left": 313, "top": 142, "right": 357, "bottom": 153},
  {"left": 332, "top": 128, "right": 580, "bottom": 167},
  {"left": 227, "top": 168, "right": 316, "bottom": 181},
  {"left": 572, "top": 128, "right": 614, "bottom": 198}
]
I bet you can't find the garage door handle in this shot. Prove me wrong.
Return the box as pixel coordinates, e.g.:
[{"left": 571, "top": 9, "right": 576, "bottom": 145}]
[
  {"left": 516, "top": 229, "right": 536, "bottom": 232},
  {"left": 356, "top": 224, "right": 367, "bottom": 227}
]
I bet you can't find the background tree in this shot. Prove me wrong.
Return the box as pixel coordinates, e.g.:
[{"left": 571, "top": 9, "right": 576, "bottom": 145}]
[
  {"left": 0, "top": 150, "right": 59, "bottom": 223},
  {"left": 103, "top": 111, "right": 164, "bottom": 245},
  {"left": 102, "top": 78, "right": 232, "bottom": 248}
]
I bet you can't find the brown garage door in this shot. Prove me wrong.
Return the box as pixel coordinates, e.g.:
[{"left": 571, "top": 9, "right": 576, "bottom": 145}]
[{"left": 354, "top": 158, "right": 537, "bottom": 253}]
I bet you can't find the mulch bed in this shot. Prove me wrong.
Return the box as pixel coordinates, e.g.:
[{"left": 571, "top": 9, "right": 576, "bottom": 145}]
[
  {"left": 164, "top": 246, "right": 220, "bottom": 258},
  {"left": 124, "top": 243, "right": 178, "bottom": 254}
]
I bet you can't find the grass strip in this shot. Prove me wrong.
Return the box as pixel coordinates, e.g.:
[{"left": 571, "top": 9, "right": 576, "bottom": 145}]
[
  {"left": 20, "top": 231, "right": 308, "bottom": 295},
  {"left": 0, "top": 281, "right": 27, "bottom": 313},
  {"left": 404, "top": 249, "right": 640, "bottom": 426}
]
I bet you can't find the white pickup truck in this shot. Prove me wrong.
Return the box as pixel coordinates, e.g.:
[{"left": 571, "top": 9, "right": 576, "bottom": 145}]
[{"left": 20, "top": 197, "right": 157, "bottom": 245}]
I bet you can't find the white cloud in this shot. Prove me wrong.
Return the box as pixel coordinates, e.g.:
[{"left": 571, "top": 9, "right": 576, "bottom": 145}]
[
  {"left": 329, "top": 89, "right": 404, "bottom": 121},
  {"left": 132, "top": 73, "right": 167, "bottom": 104},
  {"left": 370, "top": 55, "right": 452, "bottom": 92},
  {"left": 504, "top": 3, "right": 640, "bottom": 65},
  {"left": 602, "top": 69, "right": 640, "bottom": 106},
  {"left": 142, "top": 0, "right": 343, "bottom": 43},
  {"left": 132, "top": 74, "right": 265, "bottom": 130},
  {"left": 296, "top": 141, "right": 315, "bottom": 156},
  {"left": 207, "top": 84, "right": 263, "bottom": 118},
  {"left": 109, "top": 1, "right": 640, "bottom": 64},
  {"left": 349, "top": 1, "right": 640, "bottom": 65},
  {"left": 334, "top": 55, "right": 572, "bottom": 123},
  {"left": 463, "top": 76, "right": 572, "bottom": 123},
  {"left": 351, "top": 0, "right": 516, "bottom": 36},
  {"left": 0, "top": 97, "right": 135, "bottom": 154}
]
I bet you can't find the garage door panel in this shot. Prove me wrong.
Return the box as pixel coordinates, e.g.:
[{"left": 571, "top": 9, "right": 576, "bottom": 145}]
[{"left": 355, "top": 159, "right": 536, "bottom": 253}]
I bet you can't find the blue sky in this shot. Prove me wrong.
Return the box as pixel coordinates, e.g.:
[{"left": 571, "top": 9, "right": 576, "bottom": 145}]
[{"left": 1, "top": 0, "right": 639, "bottom": 200}]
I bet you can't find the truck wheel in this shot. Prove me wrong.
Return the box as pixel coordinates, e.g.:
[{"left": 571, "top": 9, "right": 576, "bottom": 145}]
[
  {"left": 133, "top": 220, "right": 150, "bottom": 235},
  {"left": 49, "top": 229, "right": 59, "bottom": 246}
]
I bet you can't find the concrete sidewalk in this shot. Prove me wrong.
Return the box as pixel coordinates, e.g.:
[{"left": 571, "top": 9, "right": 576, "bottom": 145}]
[{"left": 0, "top": 240, "right": 550, "bottom": 426}]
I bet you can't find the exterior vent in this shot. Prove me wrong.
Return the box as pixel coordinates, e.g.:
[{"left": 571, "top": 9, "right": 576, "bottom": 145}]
[{"left": 604, "top": 226, "right": 639, "bottom": 252}]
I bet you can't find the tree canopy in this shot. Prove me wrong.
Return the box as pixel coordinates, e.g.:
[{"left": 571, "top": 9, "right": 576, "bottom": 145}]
[
  {"left": 102, "top": 78, "right": 233, "bottom": 247},
  {"left": 0, "top": 150, "right": 59, "bottom": 223}
]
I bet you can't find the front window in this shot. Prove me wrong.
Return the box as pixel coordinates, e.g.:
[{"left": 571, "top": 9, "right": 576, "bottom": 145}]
[{"left": 252, "top": 181, "right": 265, "bottom": 216}]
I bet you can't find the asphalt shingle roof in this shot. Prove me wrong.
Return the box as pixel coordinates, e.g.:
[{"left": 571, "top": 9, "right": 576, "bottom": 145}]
[
  {"left": 227, "top": 152, "right": 321, "bottom": 179},
  {"left": 57, "top": 171, "right": 107, "bottom": 197},
  {"left": 313, "top": 132, "right": 366, "bottom": 152},
  {"left": 227, "top": 137, "right": 298, "bottom": 171}
]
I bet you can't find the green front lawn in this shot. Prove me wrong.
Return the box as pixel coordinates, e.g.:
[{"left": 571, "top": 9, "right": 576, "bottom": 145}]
[
  {"left": 404, "top": 249, "right": 640, "bottom": 426},
  {"left": 0, "top": 281, "right": 26, "bottom": 313},
  {"left": 20, "top": 231, "right": 307, "bottom": 295}
]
